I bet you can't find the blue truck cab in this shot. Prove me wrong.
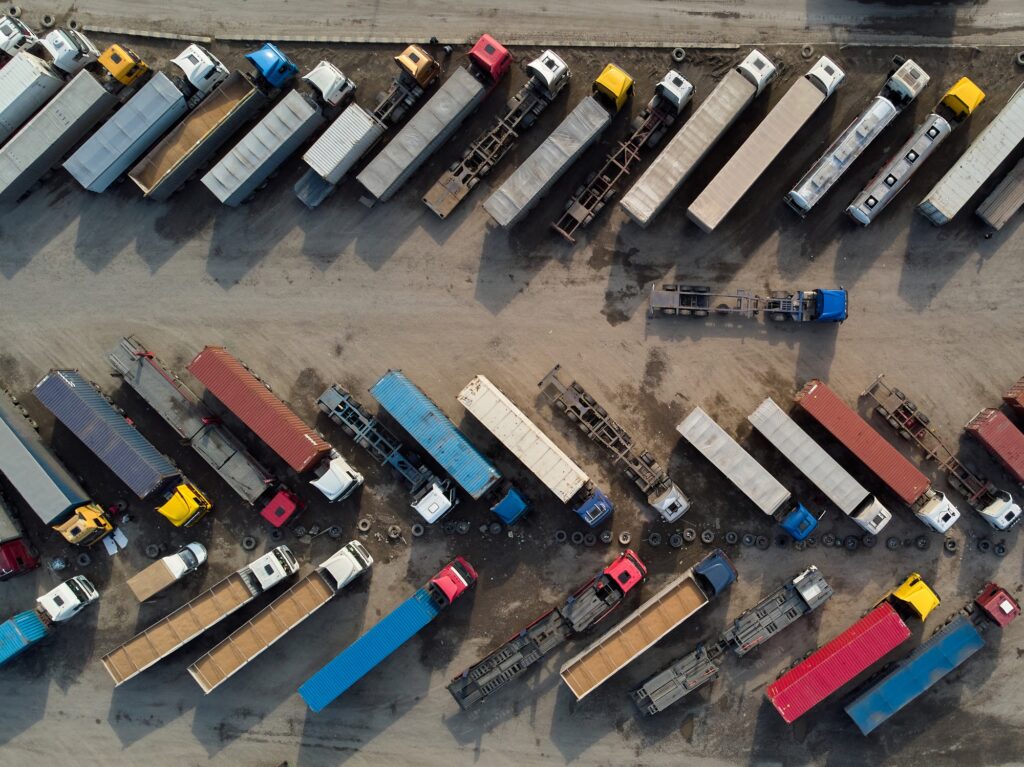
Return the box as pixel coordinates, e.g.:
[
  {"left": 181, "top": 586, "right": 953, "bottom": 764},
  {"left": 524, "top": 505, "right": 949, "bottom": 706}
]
[
  {"left": 779, "top": 502, "right": 818, "bottom": 541},
  {"left": 245, "top": 43, "right": 299, "bottom": 90},
  {"left": 575, "top": 487, "right": 613, "bottom": 527},
  {"left": 489, "top": 484, "right": 531, "bottom": 524},
  {"left": 694, "top": 549, "right": 738, "bottom": 596},
  {"left": 809, "top": 289, "right": 848, "bottom": 322}
]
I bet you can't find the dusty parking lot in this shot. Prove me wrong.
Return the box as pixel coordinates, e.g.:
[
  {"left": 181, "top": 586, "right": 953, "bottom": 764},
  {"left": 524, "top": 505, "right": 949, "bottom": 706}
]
[{"left": 0, "top": 34, "right": 1022, "bottom": 767}]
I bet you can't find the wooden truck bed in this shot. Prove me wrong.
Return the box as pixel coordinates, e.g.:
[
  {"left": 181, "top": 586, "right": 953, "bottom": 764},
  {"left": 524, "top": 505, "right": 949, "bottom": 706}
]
[{"left": 126, "top": 560, "right": 176, "bottom": 603}]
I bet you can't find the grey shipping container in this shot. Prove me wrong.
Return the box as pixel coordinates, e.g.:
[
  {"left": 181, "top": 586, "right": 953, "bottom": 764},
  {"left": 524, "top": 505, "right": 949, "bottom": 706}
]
[
  {"left": 64, "top": 72, "right": 188, "bottom": 193},
  {"left": 0, "top": 52, "right": 64, "bottom": 145},
  {"left": 976, "top": 155, "right": 1024, "bottom": 230},
  {"left": 0, "top": 71, "right": 116, "bottom": 202}
]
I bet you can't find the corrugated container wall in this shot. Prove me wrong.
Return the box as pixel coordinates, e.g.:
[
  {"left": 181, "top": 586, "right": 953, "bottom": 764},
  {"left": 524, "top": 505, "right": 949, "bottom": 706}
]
[
  {"left": 1003, "top": 377, "right": 1024, "bottom": 419},
  {"left": 976, "top": 155, "right": 1024, "bottom": 230},
  {"left": 0, "top": 52, "right": 64, "bottom": 145},
  {"left": 0, "top": 610, "right": 48, "bottom": 665},
  {"left": 965, "top": 408, "right": 1024, "bottom": 483},
  {"left": 304, "top": 103, "right": 384, "bottom": 184}
]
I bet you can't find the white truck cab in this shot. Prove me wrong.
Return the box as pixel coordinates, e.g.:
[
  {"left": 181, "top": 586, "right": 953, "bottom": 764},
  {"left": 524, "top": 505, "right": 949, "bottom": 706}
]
[
  {"left": 412, "top": 481, "right": 455, "bottom": 524},
  {"left": 0, "top": 15, "right": 37, "bottom": 57},
  {"left": 168, "top": 542, "right": 207, "bottom": 576},
  {"left": 320, "top": 541, "right": 373, "bottom": 590},
  {"left": 736, "top": 49, "right": 778, "bottom": 97},
  {"left": 525, "top": 50, "right": 570, "bottom": 98},
  {"left": 37, "top": 576, "right": 99, "bottom": 623},
  {"left": 310, "top": 452, "right": 364, "bottom": 502},
  {"left": 850, "top": 497, "right": 893, "bottom": 535},
  {"left": 303, "top": 61, "right": 356, "bottom": 107},
  {"left": 886, "top": 59, "right": 930, "bottom": 105},
  {"left": 916, "top": 491, "right": 961, "bottom": 533},
  {"left": 653, "top": 70, "right": 694, "bottom": 115},
  {"left": 807, "top": 56, "right": 845, "bottom": 98},
  {"left": 170, "top": 44, "right": 229, "bottom": 97},
  {"left": 249, "top": 545, "right": 300, "bottom": 591},
  {"left": 41, "top": 29, "right": 99, "bottom": 75},
  {"left": 651, "top": 484, "right": 690, "bottom": 523},
  {"left": 978, "top": 491, "right": 1020, "bottom": 531}
]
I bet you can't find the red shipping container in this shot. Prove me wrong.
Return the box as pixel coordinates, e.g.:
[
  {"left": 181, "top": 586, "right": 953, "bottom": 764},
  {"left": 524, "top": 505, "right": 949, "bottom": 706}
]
[
  {"left": 966, "top": 408, "right": 1024, "bottom": 484},
  {"left": 188, "top": 346, "right": 330, "bottom": 473},
  {"left": 1003, "top": 377, "right": 1024, "bottom": 420},
  {"left": 766, "top": 602, "right": 911, "bottom": 723},
  {"left": 795, "top": 379, "right": 929, "bottom": 506}
]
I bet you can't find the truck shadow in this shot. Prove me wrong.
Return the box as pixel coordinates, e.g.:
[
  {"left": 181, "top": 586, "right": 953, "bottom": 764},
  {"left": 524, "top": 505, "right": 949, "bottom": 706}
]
[
  {"left": 0, "top": 176, "right": 82, "bottom": 278},
  {"left": 205, "top": 189, "right": 299, "bottom": 289},
  {"left": 133, "top": 182, "right": 217, "bottom": 275}
]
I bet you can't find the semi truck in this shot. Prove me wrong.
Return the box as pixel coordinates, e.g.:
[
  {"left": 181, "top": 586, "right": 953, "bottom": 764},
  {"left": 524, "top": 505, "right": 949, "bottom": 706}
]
[
  {"left": 918, "top": 82, "right": 1024, "bottom": 225},
  {"left": 688, "top": 57, "right": 845, "bottom": 232},
  {"left": 748, "top": 398, "right": 892, "bottom": 534},
  {"left": 677, "top": 407, "right": 818, "bottom": 540},
  {"left": 188, "top": 541, "right": 372, "bottom": 693},
  {"left": 187, "top": 346, "right": 362, "bottom": 502},
  {"left": 786, "top": 59, "right": 929, "bottom": 216},
  {"left": 129, "top": 43, "right": 298, "bottom": 201},
  {"left": 559, "top": 550, "right": 736, "bottom": 702},
  {"left": 127, "top": 542, "right": 207, "bottom": 602},
  {"left": 101, "top": 545, "right": 299, "bottom": 686},
  {"left": 0, "top": 576, "right": 98, "bottom": 666},
  {"left": 619, "top": 49, "right": 777, "bottom": 228},
  {"left": 447, "top": 550, "right": 647, "bottom": 709},
  {"left": 423, "top": 49, "right": 570, "bottom": 218},
  {"left": 0, "top": 14, "right": 37, "bottom": 61},
  {"left": 539, "top": 364, "right": 689, "bottom": 522},
  {"left": 794, "top": 379, "right": 961, "bottom": 532},
  {"left": 295, "top": 44, "right": 441, "bottom": 209},
  {"left": 457, "top": 374, "right": 613, "bottom": 526},
  {"left": 847, "top": 78, "right": 985, "bottom": 225},
  {"left": 0, "top": 493, "right": 37, "bottom": 579},
  {"left": 648, "top": 284, "right": 847, "bottom": 323},
  {"left": 356, "top": 34, "right": 512, "bottom": 204},
  {"left": 33, "top": 369, "right": 212, "bottom": 528},
  {"left": 966, "top": 409, "right": 1024, "bottom": 484},
  {"left": 202, "top": 61, "right": 355, "bottom": 206},
  {"left": 369, "top": 370, "right": 530, "bottom": 524},
  {"left": 633, "top": 566, "right": 833, "bottom": 715},
  {"left": 976, "top": 154, "right": 1024, "bottom": 231},
  {"left": 483, "top": 63, "right": 633, "bottom": 228},
  {"left": 552, "top": 70, "right": 693, "bottom": 242},
  {"left": 300, "top": 557, "right": 477, "bottom": 712},
  {"left": 766, "top": 573, "right": 939, "bottom": 724}
]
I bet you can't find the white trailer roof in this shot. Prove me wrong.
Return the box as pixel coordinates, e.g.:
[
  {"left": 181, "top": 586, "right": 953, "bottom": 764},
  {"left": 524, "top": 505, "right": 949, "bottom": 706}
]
[
  {"left": 0, "top": 52, "right": 63, "bottom": 145},
  {"left": 304, "top": 103, "right": 384, "bottom": 184}
]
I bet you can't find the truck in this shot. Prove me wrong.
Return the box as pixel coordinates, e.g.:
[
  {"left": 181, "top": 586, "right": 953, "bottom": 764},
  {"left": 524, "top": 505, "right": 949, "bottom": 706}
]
[
  {"left": 447, "top": 550, "right": 647, "bottom": 709},
  {"left": 187, "top": 346, "right": 363, "bottom": 502},
  {"left": 748, "top": 398, "right": 892, "bottom": 534},
  {"left": 863, "top": 375, "right": 1020, "bottom": 530},
  {"left": 369, "top": 370, "right": 530, "bottom": 524},
  {"left": 966, "top": 409, "right": 1024, "bottom": 484},
  {"left": 918, "top": 82, "right": 1024, "bottom": 225},
  {"left": 202, "top": 61, "right": 355, "bottom": 206},
  {"left": 552, "top": 70, "right": 693, "bottom": 242},
  {"left": 129, "top": 43, "right": 298, "bottom": 201},
  {"left": 976, "top": 154, "right": 1024, "bottom": 231},
  {"left": 33, "top": 369, "right": 213, "bottom": 528},
  {"left": 295, "top": 45, "right": 441, "bottom": 209},
  {"left": 0, "top": 576, "right": 98, "bottom": 666},
  {"left": 559, "top": 550, "right": 736, "bottom": 702},
  {"left": 539, "top": 364, "right": 689, "bottom": 521},
  {"left": 632, "top": 566, "right": 833, "bottom": 715},
  {"left": 127, "top": 542, "right": 207, "bottom": 602},
  {"left": 0, "top": 493, "right": 37, "bottom": 579},
  {"left": 300, "top": 556, "right": 477, "bottom": 712},
  {"left": 648, "top": 284, "right": 848, "bottom": 323},
  {"left": 188, "top": 541, "right": 372, "bottom": 693},
  {"left": 786, "top": 59, "right": 930, "bottom": 216},
  {"left": 677, "top": 407, "right": 818, "bottom": 540},
  {"left": 0, "top": 14, "right": 37, "bottom": 62},
  {"left": 484, "top": 64, "right": 634, "bottom": 228},
  {"left": 688, "top": 57, "right": 845, "bottom": 232},
  {"left": 766, "top": 573, "right": 939, "bottom": 724},
  {"left": 794, "top": 379, "right": 961, "bottom": 533},
  {"left": 619, "top": 49, "right": 777, "bottom": 228},
  {"left": 423, "top": 50, "right": 569, "bottom": 218},
  {"left": 101, "top": 545, "right": 299, "bottom": 686},
  {"left": 457, "top": 375, "right": 613, "bottom": 526},
  {"left": 317, "top": 384, "right": 457, "bottom": 524},
  {"left": 64, "top": 45, "right": 230, "bottom": 192},
  {"left": 356, "top": 34, "right": 512, "bottom": 204},
  {"left": 847, "top": 78, "right": 985, "bottom": 225}
]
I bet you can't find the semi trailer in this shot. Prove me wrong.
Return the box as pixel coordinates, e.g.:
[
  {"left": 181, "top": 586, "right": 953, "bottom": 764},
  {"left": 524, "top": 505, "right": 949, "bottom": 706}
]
[
  {"left": 648, "top": 284, "right": 847, "bottom": 322},
  {"left": 0, "top": 493, "right": 38, "bottom": 579},
  {"left": 976, "top": 153, "right": 1024, "bottom": 231},
  {"left": 127, "top": 542, "right": 207, "bottom": 602},
  {"left": 966, "top": 408, "right": 1024, "bottom": 484},
  {"left": 0, "top": 576, "right": 98, "bottom": 666}
]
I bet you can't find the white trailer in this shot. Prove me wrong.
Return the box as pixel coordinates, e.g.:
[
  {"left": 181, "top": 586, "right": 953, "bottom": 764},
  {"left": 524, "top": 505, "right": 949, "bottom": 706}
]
[
  {"left": 976, "top": 154, "right": 1024, "bottom": 230},
  {"left": 0, "top": 53, "right": 63, "bottom": 145},
  {"left": 619, "top": 49, "right": 777, "bottom": 227},
  {"left": 295, "top": 103, "right": 384, "bottom": 206}
]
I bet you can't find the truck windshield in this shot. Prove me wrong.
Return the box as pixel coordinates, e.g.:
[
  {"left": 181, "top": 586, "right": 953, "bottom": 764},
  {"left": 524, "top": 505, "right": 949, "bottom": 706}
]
[
  {"left": 65, "top": 579, "right": 87, "bottom": 603},
  {"left": 179, "top": 548, "right": 198, "bottom": 569}
]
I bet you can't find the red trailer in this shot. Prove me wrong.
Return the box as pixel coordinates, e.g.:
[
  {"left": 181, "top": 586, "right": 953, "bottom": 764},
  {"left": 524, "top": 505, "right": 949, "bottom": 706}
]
[
  {"left": 1003, "top": 377, "right": 1024, "bottom": 420},
  {"left": 966, "top": 409, "right": 1024, "bottom": 484}
]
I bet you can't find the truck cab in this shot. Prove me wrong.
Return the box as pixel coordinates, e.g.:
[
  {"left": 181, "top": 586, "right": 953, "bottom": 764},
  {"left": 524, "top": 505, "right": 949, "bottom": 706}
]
[
  {"left": 488, "top": 484, "right": 531, "bottom": 524},
  {"left": 97, "top": 44, "right": 149, "bottom": 87},
  {"left": 0, "top": 14, "right": 37, "bottom": 57},
  {"left": 884, "top": 59, "right": 930, "bottom": 107},
  {"left": 170, "top": 44, "right": 229, "bottom": 98},
  {"left": 396, "top": 44, "right": 440, "bottom": 89},
  {"left": 244, "top": 42, "right": 298, "bottom": 91},
  {"left": 250, "top": 545, "right": 300, "bottom": 591},
  {"left": 974, "top": 583, "right": 1020, "bottom": 628},
  {"left": 411, "top": 481, "right": 456, "bottom": 524},
  {"left": 467, "top": 34, "right": 512, "bottom": 86},
  {"left": 851, "top": 497, "right": 893, "bottom": 535},
  {"left": 693, "top": 550, "right": 738, "bottom": 596},
  {"left": 169, "top": 542, "right": 207, "bottom": 576},
  {"left": 575, "top": 487, "right": 613, "bottom": 527},
  {"left": 428, "top": 556, "right": 478, "bottom": 606},
  {"left": 939, "top": 77, "right": 985, "bottom": 122},
  {"left": 156, "top": 481, "right": 213, "bottom": 527},
  {"left": 303, "top": 61, "right": 357, "bottom": 108},
  {"left": 916, "top": 490, "right": 961, "bottom": 532},
  {"left": 653, "top": 70, "right": 694, "bottom": 117},
  {"left": 736, "top": 49, "right": 778, "bottom": 97},
  {"left": 883, "top": 572, "right": 940, "bottom": 621},
  {"left": 53, "top": 503, "right": 114, "bottom": 546},
  {"left": 525, "top": 50, "right": 570, "bottom": 99},
  {"left": 310, "top": 452, "right": 364, "bottom": 502},
  {"left": 806, "top": 56, "right": 845, "bottom": 98},
  {"left": 37, "top": 576, "right": 99, "bottom": 623},
  {"left": 592, "top": 63, "right": 634, "bottom": 113},
  {"left": 977, "top": 489, "right": 1020, "bottom": 530},
  {"left": 778, "top": 503, "right": 818, "bottom": 540},
  {"left": 604, "top": 549, "right": 647, "bottom": 594},
  {"left": 320, "top": 541, "right": 373, "bottom": 590},
  {"left": 40, "top": 29, "right": 100, "bottom": 75}
]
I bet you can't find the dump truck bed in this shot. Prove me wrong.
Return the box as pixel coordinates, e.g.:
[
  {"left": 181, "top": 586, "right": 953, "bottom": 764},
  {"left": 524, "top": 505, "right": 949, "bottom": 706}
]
[
  {"left": 976, "top": 155, "right": 1024, "bottom": 230},
  {"left": 126, "top": 559, "right": 179, "bottom": 602},
  {"left": 0, "top": 52, "right": 64, "bottom": 145}
]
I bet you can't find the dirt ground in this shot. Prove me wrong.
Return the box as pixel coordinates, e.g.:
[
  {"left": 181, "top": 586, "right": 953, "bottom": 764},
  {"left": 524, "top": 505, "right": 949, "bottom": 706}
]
[{"left": 0, "top": 37, "right": 1022, "bottom": 767}]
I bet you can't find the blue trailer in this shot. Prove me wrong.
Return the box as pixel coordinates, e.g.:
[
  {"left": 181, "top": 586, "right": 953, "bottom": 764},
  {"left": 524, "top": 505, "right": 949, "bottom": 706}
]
[{"left": 0, "top": 610, "right": 47, "bottom": 665}]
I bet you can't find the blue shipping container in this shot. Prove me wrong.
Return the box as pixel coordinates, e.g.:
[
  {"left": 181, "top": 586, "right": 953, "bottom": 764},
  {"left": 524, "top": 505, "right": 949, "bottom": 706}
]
[
  {"left": 34, "top": 370, "right": 180, "bottom": 499},
  {"left": 844, "top": 615, "right": 985, "bottom": 735},
  {"left": 299, "top": 588, "right": 440, "bottom": 712},
  {"left": 370, "top": 371, "right": 500, "bottom": 499},
  {"left": 0, "top": 610, "right": 48, "bottom": 665}
]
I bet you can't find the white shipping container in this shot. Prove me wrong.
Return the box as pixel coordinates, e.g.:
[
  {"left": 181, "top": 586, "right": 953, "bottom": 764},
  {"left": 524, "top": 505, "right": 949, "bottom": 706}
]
[
  {"left": 0, "top": 52, "right": 64, "bottom": 145},
  {"left": 304, "top": 103, "right": 384, "bottom": 184}
]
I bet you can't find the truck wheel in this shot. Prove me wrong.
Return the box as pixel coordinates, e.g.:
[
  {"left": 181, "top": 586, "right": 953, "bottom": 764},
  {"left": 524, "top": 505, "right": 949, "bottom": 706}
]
[
  {"left": 647, "top": 532, "right": 662, "bottom": 547},
  {"left": 821, "top": 533, "right": 836, "bottom": 547},
  {"left": 844, "top": 535, "right": 859, "bottom": 551},
  {"left": 800, "top": 45, "right": 814, "bottom": 59},
  {"left": 915, "top": 535, "right": 930, "bottom": 551},
  {"left": 682, "top": 527, "right": 697, "bottom": 543},
  {"left": 994, "top": 542, "right": 1007, "bottom": 557},
  {"left": 618, "top": 531, "right": 632, "bottom": 545},
  {"left": 669, "top": 533, "right": 684, "bottom": 548},
  {"left": 977, "top": 538, "right": 991, "bottom": 553},
  {"left": 457, "top": 521, "right": 471, "bottom": 535},
  {"left": 41, "top": 13, "right": 54, "bottom": 28},
  {"left": 741, "top": 533, "right": 755, "bottom": 547},
  {"left": 76, "top": 552, "right": 92, "bottom": 567},
  {"left": 700, "top": 529, "right": 715, "bottom": 544},
  {"left": 357, "top": 518, "right": 371, "bottom": 532},
  {"left": 886, "top": 536, "right": 900, "bottom": 550},
  {"left": 411, "top": 524, "right": 424, "bottom": 538},
  {"left": 756, "top": 536, "right": 770, "bottom": 550},
  {"left": 554, "top": 530, "right": 568, "bottom": 544},
  {"left": 600, "top": 530, "right": 613, "bottom": 544},
  {"left": 724, "top": 531, "right": 739, "bottom": 545},
  {"left": 144, "top": 544, "right": 160, "bottom": 559},
  {"left": 571, "top": 531, "right": 585, "bottom": 545},
  {"left": 1017, "top": 51, "right": 1024, "bottom": 67},
  {"left": 68, "top": 19, "right": 81, "bottom": 30},
  {"left": 584, "top": 533, "right": 597, "bottom": 547},
  {"left": 672, "top": 47, "right": 686, "bottom": 63},
  {"left": 387, "top": 525, "right": 402, "bottom": 540},
  {"left": 943, "top": 537, "right": 957, "bottom": 553},
  {"left": 861, "top": 534, "right": 876, "bottom": 548},
  {"left": 241, "top": 536, "right": 257, "bottom": 551}
]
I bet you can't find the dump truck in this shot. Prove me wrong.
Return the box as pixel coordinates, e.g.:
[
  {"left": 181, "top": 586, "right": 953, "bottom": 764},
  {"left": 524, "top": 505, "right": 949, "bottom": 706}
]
[
  {"left": 633, "top": 566, "right": 833, "bottom": 715},
  {"left": 101, "top": 545, "right": 298, "bottom": 686},
  {"left": 369, "top": 370, "right": 530, "bottom": 524},
  {"left": 447, "top": 550, "right": 647, "bottom": 709},
  {"left": 356, "top": 34, "right": 512, "bottom": 204},
  {"left": 0, "top": 14, "right": 37, "bottom": 61},
  {"left": 976, "top": 154, "right": 1024, "bottom": 231},
  {"left": 766, "top": 573, "right": 939, "bottom": 723},
  {"left": 300, "top": 557, "right": 476, "bottom": 712},
  {"left": 688, "top": 57, "right": 845, "bottom": 232},
  {"left": 648, "top": 284, "right": 848, "bottom": 323},
  {"left": 129, "top": 43, "right": 297, "bottom": 201},
  {"left": 317, "top": 384, "right": 457, "bottom": 524},
  {"left": 794, "top": 379, "right": 960, "bottom": 533},
  {"left": 187, "top": 346, "right": 363, "bottom": 502},
  {"left": 33, "top": 369, "right": 212, "bottom": 528},
  {"left": 847, "top": 78, "right": 985, "bottom": 225},
  {"left": 918, "top": 82, "right": 1024, "bottom": 225},
  {"left": 295, "top": 45, "right": 441, "bottom": 209},
  {"left": 677, "top": 407, "right": 818, "bottom": 540},
  {"left": 552, "top": 70, "right": 693, "bottom": 242},
  {"left": 188, "top": 541, "right": 372, "bottom": 693},
  {"left": 127, "top": 542, "right": 207, "bottom": 602},
  {"left": 786, "top": 59, "right": 929, "bottom": 216},
  {"left": 0, "top": 493, "right": 38, "bottom": 580},
  {"left": 423, "top": 50, "right": 569, "bottom": 218},
  {"left": 457, "top": 375, "right": 613, "bottom": 526},
  {"left": 0, "top": 576, "right": 98, "bottom": 666},
  {"left": 619, "top": 49, "right": 777, "bottom": 228},
  {"left": 539, "top": 364, "right": 689, "bottom": 522},
  {"left": 484, "top": 63, "right": 633, "bottom": 227},
  {"left": 202, "top": 61, "right": 355, "bottom": 206},
  {"left": 966, "top": 408, "right": 1024, "bottom": 484}
]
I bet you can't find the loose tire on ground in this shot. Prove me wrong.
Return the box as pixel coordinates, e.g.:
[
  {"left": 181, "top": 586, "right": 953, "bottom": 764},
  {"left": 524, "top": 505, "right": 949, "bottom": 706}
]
[{"left": 241, "top": 536, "right": 257, "bottom": 551}]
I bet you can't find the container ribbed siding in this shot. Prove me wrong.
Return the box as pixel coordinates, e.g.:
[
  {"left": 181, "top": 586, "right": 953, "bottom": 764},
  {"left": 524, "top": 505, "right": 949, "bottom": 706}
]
[
  {"left": 976, "top": 155, "right": 1024, "bottom": 230},
  {"left": 303, "top": 102, "right": 383, "bottom": 184},
  {"left": 1004, "top": 377, "right": 1024, "bottom": 419},
  {"left": 965, "top": 408, "right": 1024, "bottom": 483},
  {"left": 0, "top": 611, "right": 48, "bottom": 665},
  {"left": 0, "top": 52, "right": 64, "bottom": 145}
]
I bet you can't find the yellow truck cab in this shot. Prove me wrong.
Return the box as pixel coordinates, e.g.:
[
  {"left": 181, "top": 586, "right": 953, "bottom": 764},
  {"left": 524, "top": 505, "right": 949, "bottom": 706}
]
[
  {"left": 53, "top": 503, "right": 114, "bottom": 545},
  {"left": 592, "top": 63, "right": 634, "bottom": 113},
  {"left": 882, "top": 572, "right": 940, "bottom": 620},
  {"left": 98, "top": 44, "right": 149, "bottom": 87},
  {"left": 395, "top": 45, "right": 440, "bottom": 88},
  {"left": 156, "top": 482, "right": 213, "bottom": 528},
  {"left": 940, "top": 77, "right": 985, "bottom": 120}
]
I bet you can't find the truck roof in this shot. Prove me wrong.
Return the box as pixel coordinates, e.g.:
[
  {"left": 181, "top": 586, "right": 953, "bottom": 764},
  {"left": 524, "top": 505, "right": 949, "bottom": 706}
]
[
  {"left": 974, "top": 582, "right": 1021, "bottom": 628},
  {"left": 303, "top": 102, "right": 384, "bottom": 185},
  {"left": 467, "top": 34, "right": 511, "bottom": 83}
]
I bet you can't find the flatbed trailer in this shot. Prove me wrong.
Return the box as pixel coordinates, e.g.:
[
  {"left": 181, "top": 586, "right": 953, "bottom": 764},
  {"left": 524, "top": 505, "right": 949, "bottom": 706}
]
[{"left": 648, "top": 284, "right": 847, "bottom": 322}]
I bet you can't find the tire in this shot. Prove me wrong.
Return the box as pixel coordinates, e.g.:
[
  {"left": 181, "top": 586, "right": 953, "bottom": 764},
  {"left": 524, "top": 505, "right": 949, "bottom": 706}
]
[
  {"left": 915, "top": 535, "right": 930, "bottom": 551},
  {"left": 682, "top": 527, "right": 697, "bottom": 543},
  {"left": 886, "top": 536, "right": 901, "bottom": 550},
  {"left": 145, "top": 544, "right": 160, "bottom": 559},
  {"left": 571, "top": 531, "right": 585, "bottom": 545},
  {"left": 821, "top": 533, "right": 836, "bottom": 547},
  {"left": 647, "top": 532, "right": 662, "bottom": 547},
  {"left": 805, "top": 536, "right": 816, "bottom": 548},
  {"left": 270, "top": 528, "right": 284, "bottom": 541},
  {"left": 584, "top": 533, "right": 597, "bottom": 547},
  {"left": 41, "top": 13, "right": 54, "bottom": 28},
  {"left": 724, "top": 531, "right": 739, "bottom": 545},
  {"left": 8, "top": 7, "right": 21, "bottom": 18},
  {"left": 669, "top": 533, "right": 683, "bottom": 549},
  {"left": 600, "top": 530, "right": 613, "bottom": 544},
  {"left": 994, "top": 542, "right": 1007, "bottom": 557},
  {"left": 844, "top": 535, "right": 859, "bottom": 551},
  {"left": 800, "top": 45, "right": 814, "bottom": 59},
  {"left": 357, "top": 518, "right": 371, "bottom": 532},
  {"left": 861, "top": 534, "right": 876, "bottom": 548},
  {"left": 672, "top": 47, "right": 686, "bottom": 63},
  {"left": 700, "top": 529, "right": 715, "bottom": 544},
  {"left": 741, "top": 533, "right": 755, "bottom": 547},
  {"left": 554, "top": 530, "right": 568, "bottom": 544},
  {"left": 411, "top": 524, "right": 424, "bottom": 538},
  {"left": 293, "top": 526, "right": 307, "bottom": 537},
  {"left": 943, "top": 537, "right": 957, "bottom": 553},
  {"left": 977, "top": 538, "right": 992, "bottom": 553},
  {"left": 76, "top": 552, "right": 92, "bottom": 567},
  {"left": 241, "top": 536, "right": 257, "bottom": 551},
  {"left": 756, "top": 536, "right": 770, "bottom": 550},
  {"left": 618, "top": 532, "right": 632, "bottom": 545}
]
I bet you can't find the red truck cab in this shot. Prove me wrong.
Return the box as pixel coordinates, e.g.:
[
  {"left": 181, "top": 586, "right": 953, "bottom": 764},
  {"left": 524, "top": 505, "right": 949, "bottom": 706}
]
[
  {"left": 468, "top": 34, "right": 512, "bottom": 86},
  {"left": 604, "top": 549, "right": 647, "bottom": 595},
  {"left": 430, "top": 556, "right": 478, "bottom": 605},
  {"left": 259, "top": 488, "right": 304, "bottom": 528},
  {"left": 975, "top": 583, "right": 1021, "bottom": 628},
  {"left": 0, "top": 538, "right": 39, "bottom": 580}
]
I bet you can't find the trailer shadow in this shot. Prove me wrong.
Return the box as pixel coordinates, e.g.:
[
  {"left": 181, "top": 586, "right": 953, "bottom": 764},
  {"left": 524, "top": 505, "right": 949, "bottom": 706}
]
[
  {"left": 0, "top": 177, "right": 81, "bottom": 278},
  {"left": 205, "top": 190, "right": 300, "bottom": 289},
  {"left": 133, "top": 182, "right": 218, "bottom": 275},
  {"left": 70, "top": 180, "right": 146, "bottom": 273}
]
